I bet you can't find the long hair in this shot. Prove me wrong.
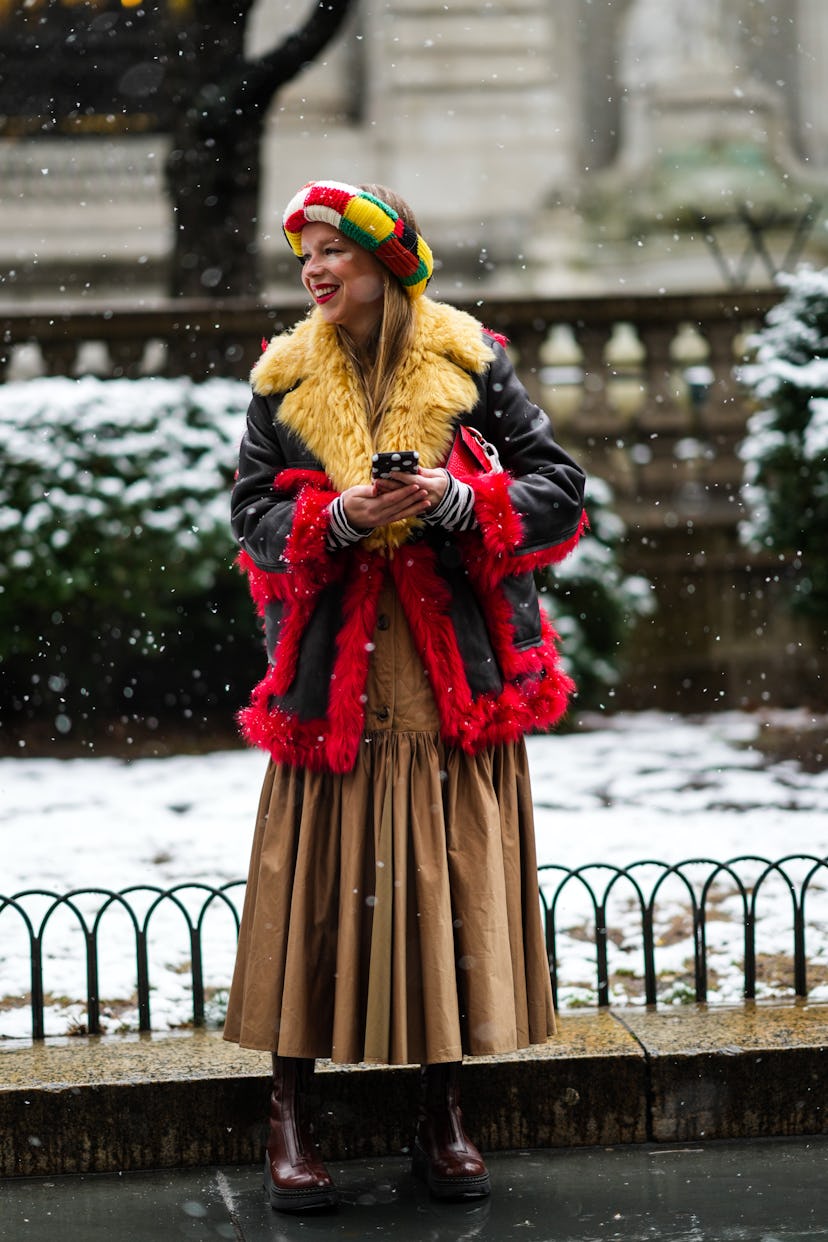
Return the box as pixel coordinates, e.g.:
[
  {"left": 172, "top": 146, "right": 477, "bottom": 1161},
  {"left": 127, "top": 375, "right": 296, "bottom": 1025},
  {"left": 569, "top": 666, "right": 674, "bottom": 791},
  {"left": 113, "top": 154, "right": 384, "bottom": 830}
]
[{"left": 336, "top": 183, "right": 419, "bottom": 439}]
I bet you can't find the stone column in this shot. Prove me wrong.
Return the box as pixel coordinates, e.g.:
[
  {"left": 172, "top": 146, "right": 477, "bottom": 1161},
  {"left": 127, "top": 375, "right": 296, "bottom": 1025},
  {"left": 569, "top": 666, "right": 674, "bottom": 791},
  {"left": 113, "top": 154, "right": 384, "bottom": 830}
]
[
  {"left": 617, "top": 0, "right": 752, "bottom": 177},
  {"left": 363, "top": 0, "right": 579, "bottom": 281},
  {"left": 795, "top": 0, "right": 828, "bottom": 170}
]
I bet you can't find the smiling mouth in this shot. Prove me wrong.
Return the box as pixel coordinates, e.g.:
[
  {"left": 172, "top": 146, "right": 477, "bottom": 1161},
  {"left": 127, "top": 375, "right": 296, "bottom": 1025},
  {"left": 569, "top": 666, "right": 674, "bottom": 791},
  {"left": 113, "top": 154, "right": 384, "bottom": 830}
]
[{"left": 313, "top": 285, "right": 339, "bottom": 305}]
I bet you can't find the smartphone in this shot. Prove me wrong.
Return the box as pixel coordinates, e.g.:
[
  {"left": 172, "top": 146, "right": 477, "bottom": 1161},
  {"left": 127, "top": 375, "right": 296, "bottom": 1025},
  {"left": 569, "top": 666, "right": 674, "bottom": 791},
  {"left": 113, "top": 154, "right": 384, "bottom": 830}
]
[{"left": 371, "top": 450, "right": 420, "bottom": 479}]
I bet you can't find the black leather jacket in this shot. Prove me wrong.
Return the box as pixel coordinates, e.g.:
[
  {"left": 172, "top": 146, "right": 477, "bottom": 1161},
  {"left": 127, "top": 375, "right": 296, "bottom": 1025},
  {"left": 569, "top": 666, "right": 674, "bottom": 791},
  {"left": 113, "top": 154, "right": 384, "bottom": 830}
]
[{"left": 232, "top": 337, "right": 586, "bottom": 771}]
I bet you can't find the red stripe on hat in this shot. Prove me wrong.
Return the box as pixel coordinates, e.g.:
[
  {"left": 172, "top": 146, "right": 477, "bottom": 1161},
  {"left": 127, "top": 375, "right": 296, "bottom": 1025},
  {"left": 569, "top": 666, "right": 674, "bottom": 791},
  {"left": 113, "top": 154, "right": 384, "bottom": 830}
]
[
  {"left": 284, "top": 208, "right": 310, "bottom": 235},
  {"left": 375, "top": 237, "right": 419, "bottom": 277},
  {"left": 307, "top": 184, "right": 352, "bottom": 217}
]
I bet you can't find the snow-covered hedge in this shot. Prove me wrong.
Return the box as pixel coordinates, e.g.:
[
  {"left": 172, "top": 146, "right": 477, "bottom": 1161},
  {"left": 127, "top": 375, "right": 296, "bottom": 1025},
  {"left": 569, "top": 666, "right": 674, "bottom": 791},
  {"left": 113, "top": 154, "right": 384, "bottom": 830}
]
[
  {"left": 540, "top": 476, "right": 655, "bottom": 710},
  {"left": 0, "top": 377, "right": 250, "bottom": 725},
  {"left": 739, "top": 268, "right": 828, "bottom": 617}
]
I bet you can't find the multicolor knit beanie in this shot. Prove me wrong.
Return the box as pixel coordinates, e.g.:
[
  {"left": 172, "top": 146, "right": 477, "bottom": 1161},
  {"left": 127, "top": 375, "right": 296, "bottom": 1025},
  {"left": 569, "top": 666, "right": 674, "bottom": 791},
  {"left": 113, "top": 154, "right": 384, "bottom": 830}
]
[{"left": 282, "top": 180, "right": 433, "bottom": 299}]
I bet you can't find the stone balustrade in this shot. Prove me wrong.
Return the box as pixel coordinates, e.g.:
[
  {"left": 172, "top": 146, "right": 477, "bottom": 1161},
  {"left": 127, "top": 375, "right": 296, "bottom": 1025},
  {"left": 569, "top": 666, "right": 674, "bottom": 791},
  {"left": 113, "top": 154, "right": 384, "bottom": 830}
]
[{"left": 3, "top": 288, "right": 823, "bottom": 711}]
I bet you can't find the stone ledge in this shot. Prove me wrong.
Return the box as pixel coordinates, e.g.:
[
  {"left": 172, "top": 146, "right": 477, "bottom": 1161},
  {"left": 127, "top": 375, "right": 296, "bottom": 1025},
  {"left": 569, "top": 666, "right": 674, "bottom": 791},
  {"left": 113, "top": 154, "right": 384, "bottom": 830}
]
[
  {"left": 1, "top": 1002, "right": 825, "bottom": 1177},
  {"left": 615, "top": 1002, "right": 828, "bottom": 1143}
]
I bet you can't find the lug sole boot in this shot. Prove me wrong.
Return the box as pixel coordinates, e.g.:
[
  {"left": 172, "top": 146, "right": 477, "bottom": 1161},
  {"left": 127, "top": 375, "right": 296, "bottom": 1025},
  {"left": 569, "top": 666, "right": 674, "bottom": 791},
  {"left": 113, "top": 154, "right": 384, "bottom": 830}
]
[
  {"left": 264, "top": 1055, "right": 338, "bottom": 1213},
  {"left": 412, "top": 1061, "right": 491, "bottom": 1200}
]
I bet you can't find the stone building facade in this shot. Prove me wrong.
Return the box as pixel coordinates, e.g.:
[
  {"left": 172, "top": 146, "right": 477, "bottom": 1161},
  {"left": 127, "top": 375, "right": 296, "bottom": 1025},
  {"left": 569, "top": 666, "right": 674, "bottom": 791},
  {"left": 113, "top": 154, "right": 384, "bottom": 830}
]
[{"left": 1, "top": 0, "right": 827, "bottom": 304}]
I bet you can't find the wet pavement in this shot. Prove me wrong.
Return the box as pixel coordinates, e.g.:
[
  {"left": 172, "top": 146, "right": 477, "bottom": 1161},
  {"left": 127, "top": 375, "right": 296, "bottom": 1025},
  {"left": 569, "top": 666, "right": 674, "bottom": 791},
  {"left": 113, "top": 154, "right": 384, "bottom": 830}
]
[{"left": 4, "top": 1137, "right": 828, "bottom": 1242}]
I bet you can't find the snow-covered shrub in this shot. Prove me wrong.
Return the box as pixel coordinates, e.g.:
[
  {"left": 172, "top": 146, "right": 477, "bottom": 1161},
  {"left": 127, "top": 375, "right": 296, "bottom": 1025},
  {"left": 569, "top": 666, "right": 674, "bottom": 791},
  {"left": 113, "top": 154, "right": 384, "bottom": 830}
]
[
  {"left": 739, "top": 267, "right": 828, "bottom": 618},
  {"left": 540, "top": 476, "right": 655, "bottom": 710},
  {"left": 0, "top": 377, "right": 250, "bottom": 725}
]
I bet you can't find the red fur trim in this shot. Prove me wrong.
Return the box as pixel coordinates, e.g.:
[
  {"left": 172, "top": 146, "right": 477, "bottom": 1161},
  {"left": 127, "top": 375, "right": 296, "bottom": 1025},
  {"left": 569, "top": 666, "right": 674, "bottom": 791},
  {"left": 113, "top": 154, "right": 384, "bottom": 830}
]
[
  {"left": 462, "top": 499, "right": 589, "bottom": 592},
  {"left": 282, "top": 482, "right": 341, "bottom": 595},
  {"left": 239, "top": 537, "right": 577, "bottom": 771},
  {"left": 454, "top": 552, "right": 572, "bottom": 742},
  {"left": 447, "top": 644, "right": 573, "bottom": 752},
  {"left": 236, "top": 470, "right": 342, "bottom": 614},
  {"left": 324, "top": 555, "right": 385, "bottom": 770},
  {"left": 266, "top": 601, "right": 302, "bottom": 697},
  {"left": 236, "top": 549, "right": 287, "bottom": 614},
  {"left": 238, "top": 692, "right": 332, "bottom": 772},
  {"left": 238, "top": 551, "right": 386, "bottom": 773},
  {"left": 237, "top": 473, "right": 346, "bottom": 704},
  {"left": 510, "top": 510, "right": 590, "bottom": 574},
  {"left": 240, "top": 605, "right": 573, "bottom": 767},
  {"left": 389, "top": 545, "right": 573, "bottom": 752},
  {"left": 274, "top": 467, "right": 332, "bottom": 493},
  {"left": 483, "top": 326, "right": 510, "bottom": 348},
  {"left": 468, "top": 471, "right": 524, "bottom": 561}
]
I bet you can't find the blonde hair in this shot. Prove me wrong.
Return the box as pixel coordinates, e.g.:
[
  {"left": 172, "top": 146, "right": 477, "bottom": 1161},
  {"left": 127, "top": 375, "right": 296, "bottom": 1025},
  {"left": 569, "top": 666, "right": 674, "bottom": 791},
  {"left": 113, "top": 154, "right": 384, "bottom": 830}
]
[{"left": 335, "top": 183, "right": 419, "bottom": 439}]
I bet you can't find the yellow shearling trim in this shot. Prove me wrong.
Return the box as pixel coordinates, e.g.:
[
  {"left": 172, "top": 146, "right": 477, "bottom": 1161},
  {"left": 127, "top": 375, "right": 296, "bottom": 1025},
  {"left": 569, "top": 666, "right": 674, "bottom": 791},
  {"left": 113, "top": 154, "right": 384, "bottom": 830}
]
[{"left": 251, "top": 299, "right": 494, "bottom": 552}]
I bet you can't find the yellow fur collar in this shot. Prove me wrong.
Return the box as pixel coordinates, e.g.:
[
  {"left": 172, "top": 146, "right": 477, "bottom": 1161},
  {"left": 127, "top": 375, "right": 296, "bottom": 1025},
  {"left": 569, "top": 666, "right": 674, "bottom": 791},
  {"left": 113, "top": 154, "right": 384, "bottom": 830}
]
[{"left": 250, "top": 298, "right": 493, "bottom": 552}]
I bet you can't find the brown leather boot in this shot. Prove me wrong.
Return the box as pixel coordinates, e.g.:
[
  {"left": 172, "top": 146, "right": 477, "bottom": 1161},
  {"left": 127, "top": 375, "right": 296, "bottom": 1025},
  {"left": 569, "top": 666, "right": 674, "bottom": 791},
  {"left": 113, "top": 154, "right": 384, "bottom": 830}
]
[
  {"left": 412, "top": 1061, "right": 491, "bottom": 1200},
  {"left": 263, "top": 1055, "right": 338, "bottom": 1212}
]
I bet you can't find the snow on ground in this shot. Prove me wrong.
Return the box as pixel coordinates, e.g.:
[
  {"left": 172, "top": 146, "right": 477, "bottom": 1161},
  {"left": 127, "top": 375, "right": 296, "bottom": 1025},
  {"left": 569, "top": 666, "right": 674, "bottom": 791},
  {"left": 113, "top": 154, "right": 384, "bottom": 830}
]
[
  {"left": 529, "top": 711, "right": 828, "bottom": 1009},
  {"left": 1, "top": 711, "right": 827, "bottom": 1040}
]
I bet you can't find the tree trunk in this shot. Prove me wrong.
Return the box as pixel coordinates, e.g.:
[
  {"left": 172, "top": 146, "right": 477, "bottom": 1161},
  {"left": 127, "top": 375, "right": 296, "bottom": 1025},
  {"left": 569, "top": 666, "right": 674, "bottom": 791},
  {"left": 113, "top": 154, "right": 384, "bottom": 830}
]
[
  {"left": 167, "top": 118, "right": 264, "bottom": 299},
  {"left": 164, "top": 0, "right": 355, "bottom": 300}
]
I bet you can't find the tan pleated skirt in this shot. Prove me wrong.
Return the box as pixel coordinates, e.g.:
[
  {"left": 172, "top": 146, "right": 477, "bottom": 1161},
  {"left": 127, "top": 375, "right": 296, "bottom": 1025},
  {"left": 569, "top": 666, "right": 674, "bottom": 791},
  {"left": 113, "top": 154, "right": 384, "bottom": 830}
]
[{"left": 223, "top": 582, "right": 556, "bottom": 1065}]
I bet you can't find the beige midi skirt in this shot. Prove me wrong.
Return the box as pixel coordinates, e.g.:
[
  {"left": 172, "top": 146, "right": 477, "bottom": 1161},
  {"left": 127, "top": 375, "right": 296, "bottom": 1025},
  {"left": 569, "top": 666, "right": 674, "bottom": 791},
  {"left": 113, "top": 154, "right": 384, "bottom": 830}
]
[{"left": 223, "top": 583, "right": 556, "bottom": 1066}]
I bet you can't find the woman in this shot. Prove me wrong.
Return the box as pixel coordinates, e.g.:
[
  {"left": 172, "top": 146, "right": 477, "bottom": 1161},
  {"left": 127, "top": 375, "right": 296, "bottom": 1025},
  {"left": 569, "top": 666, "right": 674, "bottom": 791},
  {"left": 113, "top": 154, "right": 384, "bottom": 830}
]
[{"left": 225, "top": 180, "right": 586, "bottom": 1212}]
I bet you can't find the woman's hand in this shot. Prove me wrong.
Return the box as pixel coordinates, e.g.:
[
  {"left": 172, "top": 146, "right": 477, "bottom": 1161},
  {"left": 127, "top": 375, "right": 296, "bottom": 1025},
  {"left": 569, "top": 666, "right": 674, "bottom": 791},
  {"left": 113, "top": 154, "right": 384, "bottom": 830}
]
[
  {"left": 341, "top": 477, "right": 429, "bottom": 529},
  {"left": 342, "top": 468, "right": 450, "bottom": 529},
  {"left": 372, "top": 466, "right": 448, "bottom": 506}
]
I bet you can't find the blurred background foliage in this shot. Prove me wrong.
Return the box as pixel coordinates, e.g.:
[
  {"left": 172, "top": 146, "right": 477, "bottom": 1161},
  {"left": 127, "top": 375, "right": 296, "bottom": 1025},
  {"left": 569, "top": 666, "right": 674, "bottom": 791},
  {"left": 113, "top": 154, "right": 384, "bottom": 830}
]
[
  {"left": 739, "top": 268, "right": 828, "bottom": 621},
  {"left": 0, "top": 378, "right": 254, "bottom": 746}
]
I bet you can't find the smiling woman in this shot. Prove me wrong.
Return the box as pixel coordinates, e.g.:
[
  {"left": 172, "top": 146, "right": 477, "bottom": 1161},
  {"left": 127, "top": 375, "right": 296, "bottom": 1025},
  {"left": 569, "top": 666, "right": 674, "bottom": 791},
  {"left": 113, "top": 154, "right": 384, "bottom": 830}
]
[
  {"left": 298, "top": 223, "right": 386, "bottom": 344},
  {"left": 225, "top": 178, "right": 587, "bottom": 1214}
]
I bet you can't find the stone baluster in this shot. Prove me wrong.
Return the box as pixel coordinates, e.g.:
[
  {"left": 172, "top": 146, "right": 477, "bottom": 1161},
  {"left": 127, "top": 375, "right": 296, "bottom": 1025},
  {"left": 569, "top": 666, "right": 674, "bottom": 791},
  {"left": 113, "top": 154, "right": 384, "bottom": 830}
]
[
  {"left": 636, "top": 322, "right": 687, "bottom": 431},
  {"left": 571, "top": 323, "right": 612, "bottom": 429},
  {"left": 219, "top": 338, "right": 249, "bottom": 380},
  {"left": 109, "top": 339, "right": 149, "bottom": 379},
  {"left": 539, "top": 322, "right": 585, "bottom": 432},
  {"left": 566, "top": 321, "right": 635, "bottom": 500},
  {"left": 699, "top": 318, "right": 753, "bottom": 524},
  {"left": 40, "top": 339, "right": 78, "bottom": 377},
  {"left": 168, "top": 326, "right": 205, "bottom": 380},
  {"left": 703, "top": 318, "right": 748, "bottom": 432},
  {"left": 630, "top": 322, "right": 690, "bottom": 506}
]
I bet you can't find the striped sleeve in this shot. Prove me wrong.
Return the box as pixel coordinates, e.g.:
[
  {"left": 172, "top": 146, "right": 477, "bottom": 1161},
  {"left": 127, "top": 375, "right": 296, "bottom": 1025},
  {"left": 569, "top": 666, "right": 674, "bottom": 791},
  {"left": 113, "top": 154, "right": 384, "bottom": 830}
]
[
  {"left": 422, "top": 470, "right": 477, "bottom": 531},
  {"left": 326, "top": 495, "right": 374, "bottom": 549}
]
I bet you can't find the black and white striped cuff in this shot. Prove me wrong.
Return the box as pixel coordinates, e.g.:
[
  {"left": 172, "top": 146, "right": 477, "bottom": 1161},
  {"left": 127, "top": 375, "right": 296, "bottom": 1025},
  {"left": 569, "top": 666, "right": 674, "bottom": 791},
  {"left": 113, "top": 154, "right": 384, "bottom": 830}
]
[
  {"left": 326, "top": 495, "right": 373, "bottom": 549},
  {"left": 421, "top": 471, "right": 477, "bottom": 531}
]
